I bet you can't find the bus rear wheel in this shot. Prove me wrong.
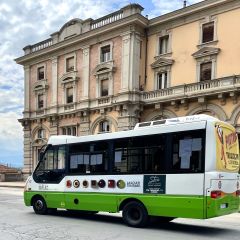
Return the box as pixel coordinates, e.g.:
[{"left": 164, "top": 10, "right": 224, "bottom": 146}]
[
  {"left": 32, "top": 196, "right": 48, "bottom": 215},
  {"left": 122, "top": 201, "right": 148, "bottom": 228}
]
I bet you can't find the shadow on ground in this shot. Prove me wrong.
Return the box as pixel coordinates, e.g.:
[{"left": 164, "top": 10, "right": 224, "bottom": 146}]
[{"left": 27, "top": 209, "right": 238, "bottom": 237}]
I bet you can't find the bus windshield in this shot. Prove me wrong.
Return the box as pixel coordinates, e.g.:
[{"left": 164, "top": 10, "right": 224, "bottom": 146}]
[{"left": 33, "top": 145, "right": 66, "bottom": 183}]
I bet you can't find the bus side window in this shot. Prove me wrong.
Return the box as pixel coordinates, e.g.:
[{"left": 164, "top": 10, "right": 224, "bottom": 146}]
[
  {"left": 113, "top": 135, "right": 166, "bottom": 174},
  {"left": 69, "top": 141, "right": 109, "bottom": 174},
  {"left": 171, "top": 130, "right": 204, "bottom": 173}
]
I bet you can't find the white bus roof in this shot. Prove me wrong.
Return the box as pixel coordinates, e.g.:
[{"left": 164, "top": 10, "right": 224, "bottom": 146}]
[{"left": 48, "top": 114, "right": 219, "bottom": 146}]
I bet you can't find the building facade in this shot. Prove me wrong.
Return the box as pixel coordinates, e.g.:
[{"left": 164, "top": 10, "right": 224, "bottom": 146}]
[{"left": 16, "top": 0, "right": 240, "bottom": 178}]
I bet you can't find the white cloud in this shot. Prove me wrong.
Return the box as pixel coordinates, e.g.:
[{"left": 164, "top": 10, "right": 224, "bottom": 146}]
[
  {"left": 0, "top": 0, "right": 131, "bottom": 166},
  {"left": 0, "top": 0, "right": 202, "bottom": 167}
]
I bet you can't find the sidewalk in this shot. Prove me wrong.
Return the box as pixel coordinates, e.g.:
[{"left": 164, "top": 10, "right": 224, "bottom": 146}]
[{"left": 0, "top": 182, "right": 25, "bottom": 188}]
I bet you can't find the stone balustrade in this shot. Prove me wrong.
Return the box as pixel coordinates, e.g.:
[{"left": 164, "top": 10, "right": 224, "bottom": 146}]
[
  {"left": 31, "top": 38, "right": 53, "bottom": 53},
  {"left": 90, "top": 10, "right": 123, "bottom": 30},
  {"left": 142, "top": 75, "right": 240, "bottom": 103},
  {"left": 98, "top": 96, "right": 111, "bottom": 105}
]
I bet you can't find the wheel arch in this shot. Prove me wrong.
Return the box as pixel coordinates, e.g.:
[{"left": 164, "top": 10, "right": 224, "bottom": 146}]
[
  {"left": 31, "top": 194, "right": 46, "bottom": 206},
  {"left": 118, "top": 198, "right": 147, "bottom": 212}
]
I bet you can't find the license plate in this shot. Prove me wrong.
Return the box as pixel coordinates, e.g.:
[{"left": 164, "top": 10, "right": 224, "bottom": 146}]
[{"left": 220, "top": 203, "right": 227, "bottom": 209}]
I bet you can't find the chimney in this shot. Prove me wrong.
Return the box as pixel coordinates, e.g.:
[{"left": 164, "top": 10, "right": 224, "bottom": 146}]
[{"left": 183, "top": 0, "right": 187, "bottom": 8}]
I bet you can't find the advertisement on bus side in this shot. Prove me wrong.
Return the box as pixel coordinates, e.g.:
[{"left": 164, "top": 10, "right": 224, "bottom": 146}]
[{"left": 215, "top": 122, "right": 240, "bottom": 172}]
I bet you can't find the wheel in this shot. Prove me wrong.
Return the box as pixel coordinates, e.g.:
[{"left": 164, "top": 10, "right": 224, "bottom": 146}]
[
  {"left": 32, "top": 196, "right": 48, "bottom": 215},
  {"left": 122, "top": 201, "right": 148, "bottom": 227}
]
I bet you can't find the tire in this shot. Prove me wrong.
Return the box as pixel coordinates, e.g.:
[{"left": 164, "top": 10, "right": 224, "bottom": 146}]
[
  {"left": 122, "top": 201, "right": 148, "bottom": 228},
  {"left": 32, "top": 196, "right": 48, "bottom": 215}
]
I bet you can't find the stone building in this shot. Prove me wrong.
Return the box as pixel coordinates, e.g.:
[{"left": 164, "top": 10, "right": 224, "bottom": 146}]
[{"left": 16, "top": 0, "right": 240, "bottom": 178}]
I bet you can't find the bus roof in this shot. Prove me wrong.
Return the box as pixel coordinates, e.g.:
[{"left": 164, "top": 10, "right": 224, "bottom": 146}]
[{"left": 47, "top": 115, "right": 220, "bottom": 146}]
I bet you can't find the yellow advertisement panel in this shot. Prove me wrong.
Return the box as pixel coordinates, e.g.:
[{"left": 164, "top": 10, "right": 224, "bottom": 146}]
[{"left": 215, "top": 122, "right": 240, "bottom": 172}]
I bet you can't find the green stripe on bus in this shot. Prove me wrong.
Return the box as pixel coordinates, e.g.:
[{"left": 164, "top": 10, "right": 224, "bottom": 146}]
[{"left": 24, "top": 191, "right": 239, "bottom": 219}]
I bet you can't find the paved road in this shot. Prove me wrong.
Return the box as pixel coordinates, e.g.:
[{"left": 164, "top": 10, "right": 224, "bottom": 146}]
[{"left": 0, "top": 187, "right": 239, "bottom": 240}]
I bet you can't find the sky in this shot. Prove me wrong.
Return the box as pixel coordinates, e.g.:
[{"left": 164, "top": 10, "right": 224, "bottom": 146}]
[{"left": 0, "top": 0, "right": 202, "bottom": 168}]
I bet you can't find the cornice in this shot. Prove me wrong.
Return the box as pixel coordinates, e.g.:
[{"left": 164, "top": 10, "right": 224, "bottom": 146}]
[
  {"left": 149, "top": 0, "right": 232, "bottom": 26},
  {"left": 151, "top": 57, "right": 174, "bottom": 69},
  {"left": 15, "top": 14, "right": 148, "bottom": 65},
  {"left": 148, "top": 0, "right": 240, "bottom": 36},
  {"left": 192, "top": 47, "right": 220, "bottom": 59}
]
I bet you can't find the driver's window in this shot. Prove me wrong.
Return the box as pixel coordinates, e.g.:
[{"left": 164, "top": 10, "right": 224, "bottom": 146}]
[
  {"left": 57, "top": 146, "right": 65, "bottom": 170},
  {"left": 44, "top": 149, "right": 54, "bottom": 170},
  {"left": 39, "top": 146, "right": 66, "bottom": 171}
]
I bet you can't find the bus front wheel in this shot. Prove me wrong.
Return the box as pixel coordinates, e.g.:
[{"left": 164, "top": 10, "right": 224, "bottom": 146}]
[
  {"left": 32, "top": 196, "right": 48, "bottom": 215},
  {"left": 122, "top": 201, "right": 148, "bottom": 228}
]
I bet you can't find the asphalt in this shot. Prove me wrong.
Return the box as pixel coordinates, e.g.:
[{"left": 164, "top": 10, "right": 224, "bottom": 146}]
[{"left": 0, "top": 182, "right": 25, "bottom": 188}]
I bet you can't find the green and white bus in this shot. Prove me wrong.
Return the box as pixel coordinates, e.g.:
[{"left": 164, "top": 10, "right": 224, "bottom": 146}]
[{"left": 24, "top": 115, "right": 240, "bottom": 227}]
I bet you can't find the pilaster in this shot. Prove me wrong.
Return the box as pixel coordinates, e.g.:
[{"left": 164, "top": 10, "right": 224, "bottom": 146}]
[
  {"left": 79, "top": 112, "right": 90, "bottom": 135},
  {"left": 24, "top": 65, "right": 30, "bottom": 117},
  {"left": 82, "top": 46, "right": 90, "bottom": 99},
  {"left": 117, "top": 104, "right": 140, "bottom": 131},
  {"left": 51, "top": 57, "right": 58, "bottom": 106},
  {"left": 22, "top": 121, "right": 32, "bottom": 180},
  {"left": 121, "top": 31, "right": 141, "bottom": 92}
]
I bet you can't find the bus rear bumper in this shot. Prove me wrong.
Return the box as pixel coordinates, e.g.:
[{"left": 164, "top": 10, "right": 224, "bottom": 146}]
[{"left": 206, "top": 195, "right": 239, "bottom": 218}]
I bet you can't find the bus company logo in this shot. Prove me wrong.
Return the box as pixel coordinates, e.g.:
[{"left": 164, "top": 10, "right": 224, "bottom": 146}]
[
  {"left": 127, "top": 181, "right": 141, "bottom": 188},
  {"left": 148, "top": 176, "right": 161, "bottom": 185},
  {"left": 38, "top": 184, "right": 48, "bottom": 190}
]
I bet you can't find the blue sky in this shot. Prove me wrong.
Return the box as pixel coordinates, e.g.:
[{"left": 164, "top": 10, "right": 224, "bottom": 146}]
[{"left": 0, "top": 0, "right": 202, "bottom": 168}]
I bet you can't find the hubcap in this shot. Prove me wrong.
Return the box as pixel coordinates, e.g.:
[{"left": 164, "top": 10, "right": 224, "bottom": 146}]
[
  {"left": 129, "top": 208, "right": 140, "bottom": 221},
  {"left": 35, "top": 199, "right": 44, "bottom": 211}
]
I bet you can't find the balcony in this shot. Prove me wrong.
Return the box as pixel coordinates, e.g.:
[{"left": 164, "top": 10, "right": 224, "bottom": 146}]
[{"left": 142, "top": 75, "right": 240, "bottom": 104}]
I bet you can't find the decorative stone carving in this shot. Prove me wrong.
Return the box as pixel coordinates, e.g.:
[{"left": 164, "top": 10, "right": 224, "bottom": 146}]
[
  {"left": 151, "top": 57, "right": 174, "bottom": 69},
  {"left": 192, "top": 47, "right": 220, "bottom": 59}
]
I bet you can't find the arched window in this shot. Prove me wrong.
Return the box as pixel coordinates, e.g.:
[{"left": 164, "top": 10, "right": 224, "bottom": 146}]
[
  {"left": 37, "top": 129, "right": 45, "bottom": 139},
  {"left": 99, "top": 121, "right": 110, "bottom": 133},
  {"left": 61, "top": 126, "right": 77, "bottom": 136}
]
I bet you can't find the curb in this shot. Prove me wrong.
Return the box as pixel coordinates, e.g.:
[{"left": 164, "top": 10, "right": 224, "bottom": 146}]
[{"left": 0, "top": 185, "right": 24, "bottom": 189}]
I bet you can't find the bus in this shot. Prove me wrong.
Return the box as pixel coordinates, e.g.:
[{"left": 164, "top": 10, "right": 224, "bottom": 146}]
[{"left": 24, "top": 115, "right": 240, "bottom": 227}]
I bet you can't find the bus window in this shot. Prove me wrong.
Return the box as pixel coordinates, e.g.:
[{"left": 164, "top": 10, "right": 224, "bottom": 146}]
[
  {"left": 113, "top": 135, "right": 166, "bottom": 174},
  {"left": 171, "top": 130, "right": 205, "bottom": 173},
  {"left": 69, "top": 141, "right": 109, "bottom": 174},
  {"left": 33, "top": 145, "right": 66, "bottom": 183}
]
